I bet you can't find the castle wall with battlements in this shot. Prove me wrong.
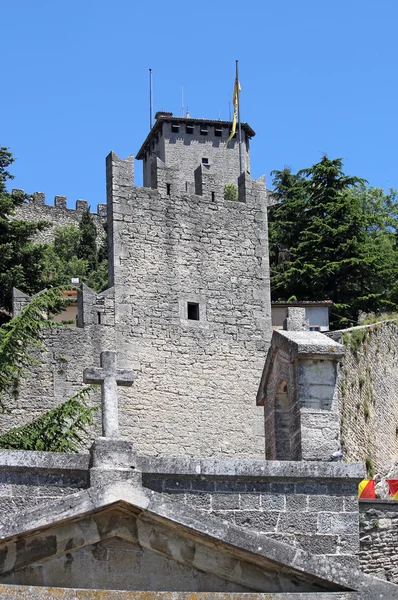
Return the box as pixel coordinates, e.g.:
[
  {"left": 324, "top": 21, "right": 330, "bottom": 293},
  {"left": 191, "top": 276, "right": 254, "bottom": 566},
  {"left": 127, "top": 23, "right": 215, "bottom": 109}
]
[
  {"left": 5, "top": 150, "right": 272, "bottom": 459},
  {"left": 12, "top": 190, "right": 107, "bottom": 245},
  {"left": 107, "top": 153, "right": 272, "bottom": 458}
]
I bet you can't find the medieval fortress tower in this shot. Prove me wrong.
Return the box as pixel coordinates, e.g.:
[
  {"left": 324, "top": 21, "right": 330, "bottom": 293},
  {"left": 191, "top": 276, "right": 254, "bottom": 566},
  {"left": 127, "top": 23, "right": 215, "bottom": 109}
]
[
  {"left": 9, "top": 111, "right": 272, "bottom": 458},
  {"left": 1, "top": 112, "right": 398, "bottom": 595}
]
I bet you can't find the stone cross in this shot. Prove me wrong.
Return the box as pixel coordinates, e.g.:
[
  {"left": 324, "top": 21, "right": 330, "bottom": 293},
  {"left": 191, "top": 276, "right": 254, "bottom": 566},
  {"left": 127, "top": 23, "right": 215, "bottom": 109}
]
[{"left": 83, "top": 350, "right": 134, "bottom": 438}]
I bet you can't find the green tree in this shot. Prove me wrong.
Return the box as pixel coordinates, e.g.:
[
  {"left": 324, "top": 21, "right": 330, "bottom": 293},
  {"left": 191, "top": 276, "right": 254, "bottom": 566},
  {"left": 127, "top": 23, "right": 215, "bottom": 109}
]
[
  {"left": 0, "top": 148, "right": 49, "bottom": 315},
  {"left": 0, "top": 287, "right": 96, "bottom": 450},
  {"left": 0, "top": 387, "right": 95, "bottom": 452},
  {"left": 42, "top": 220, "right": 108, "bottom": 292},
  {"left": 268, "top": 156, "right": 398, "bottom": 328},
  {"left": 78, "top": 209, "right": 98, "bottom": 271}
]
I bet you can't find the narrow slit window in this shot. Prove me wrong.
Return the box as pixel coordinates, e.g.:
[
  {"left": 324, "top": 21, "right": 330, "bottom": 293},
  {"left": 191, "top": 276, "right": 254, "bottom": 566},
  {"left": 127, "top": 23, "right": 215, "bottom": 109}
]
[
  {"left": 187, "top": 302, "right": 200, "bottom": 321},
  {"left": 211, "top": 191, "right": 215, "bottom": 202},
  {"left": 171, "top": 123, "right": 180, "bottom": 133},
  {"left": 186, "top": 124, "right": 194, "bottom": 134},
  {"left": 97, "top": 312, "right": 102, "bottom": 325},
  {"left": 166, "top": 183, "right": 171, "bottom": 196}
]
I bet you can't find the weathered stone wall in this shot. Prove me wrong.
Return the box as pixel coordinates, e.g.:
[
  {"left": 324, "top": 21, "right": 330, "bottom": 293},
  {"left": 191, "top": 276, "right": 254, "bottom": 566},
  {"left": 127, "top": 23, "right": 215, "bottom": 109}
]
[
  {"left": 0, "top": 451, "right": 89, "bottom": 521},
  {"left": 359, "top": 500, "right": 398, "bottom": 583},
  {"left": 0, "top": 452, "right": 364, "bottom": 569},
  {"left": 140, "top": 458, "right": 363, "bottom": 566},
  {"left": 0, "top": 587, "right": 362, "bottom": 599},
  {"left": 328, "top": 321, "right": 398, "bottom": 473},
  {"left": 0, "top": 287, "right": 116, "bottom": 435},
  {"left": 160, "top": 121, "right": 250, "bottom": 191},
  {"left": 142, "top": 120, "right": 251, "bottom": 191},
  {"left": 13, "top": 191, "right": 106, "bottom": 244},
  {"left": 108, "top": 163, "right": 271, "bottom": 458},
  {"left": 1, "top": 539, "right": 253, "bottom": 592}
]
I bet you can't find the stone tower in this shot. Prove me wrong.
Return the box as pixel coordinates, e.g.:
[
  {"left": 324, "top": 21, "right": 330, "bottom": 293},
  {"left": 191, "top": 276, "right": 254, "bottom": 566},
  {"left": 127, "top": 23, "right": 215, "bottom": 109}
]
[
  {"left": 136, "top": 111, "right": 254, "bottom": 193},
  {"left": 105, "top": 112, "right": 272, "bottom": 458},
  {"left": 9, "top": 113, "right": 272, "bottom": 460}
]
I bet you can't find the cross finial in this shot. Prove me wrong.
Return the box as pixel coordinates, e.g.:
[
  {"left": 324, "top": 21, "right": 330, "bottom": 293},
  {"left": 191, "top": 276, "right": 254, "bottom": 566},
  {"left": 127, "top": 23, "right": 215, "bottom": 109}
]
[{"left": 83, "top": 350, "right": 134, "bottom": 438}]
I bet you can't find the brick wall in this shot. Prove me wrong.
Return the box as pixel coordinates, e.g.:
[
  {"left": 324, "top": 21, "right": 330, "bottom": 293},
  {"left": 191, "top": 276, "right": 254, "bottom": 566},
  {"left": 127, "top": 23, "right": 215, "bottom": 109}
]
[{"left": 0, "top": 451, "right": 89, "bottom": 523}]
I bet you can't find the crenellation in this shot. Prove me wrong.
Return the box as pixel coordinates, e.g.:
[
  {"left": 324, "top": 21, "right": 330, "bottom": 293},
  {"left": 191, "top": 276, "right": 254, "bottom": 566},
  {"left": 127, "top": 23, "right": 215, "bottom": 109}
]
[
  {"left": 33, "top": 191, "right": 45, "bottom": 204},
  {"left": 76, "top": 199, "right": 89, "bottom": 211},
  {"left": 54, "top": 194, "right": 67, "bottom": 208},
  {"left": 2, "top": 110, "right": 398, "bottom": 597}
]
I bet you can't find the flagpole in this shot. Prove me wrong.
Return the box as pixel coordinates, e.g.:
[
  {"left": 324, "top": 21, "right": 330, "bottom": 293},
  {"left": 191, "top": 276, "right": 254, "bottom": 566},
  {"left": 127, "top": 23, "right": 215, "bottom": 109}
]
[
  {"left": 149, "top": 68, "right": 153, "bottom": 129},
  {"left": 236, "top": 59, "right": 243, "bottom": 174}
]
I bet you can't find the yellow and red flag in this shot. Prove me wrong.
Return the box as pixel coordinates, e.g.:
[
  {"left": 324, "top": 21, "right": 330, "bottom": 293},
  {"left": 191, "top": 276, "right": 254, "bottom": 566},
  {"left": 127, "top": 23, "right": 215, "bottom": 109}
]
[
  {"left": 227, "top": 78, "right": 241, "bottom": 144},
  {"left": 358, "top": 479, "right": 376, "bottom": 498},
  {"left": 386, "top": 479, "right": 398, "bottom": 499}
]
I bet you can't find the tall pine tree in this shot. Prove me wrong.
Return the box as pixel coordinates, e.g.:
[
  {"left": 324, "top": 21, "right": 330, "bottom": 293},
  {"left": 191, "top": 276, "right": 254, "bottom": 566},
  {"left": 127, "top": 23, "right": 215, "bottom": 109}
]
[
  {"left": 0, "top": 148, "right": 49, "bottom": 316},
  {"left": 268, "top": 156, "right": 398, "bottom": 328},
  {"left": 78, "top": 209, "right": 98, "bottom": 272}
]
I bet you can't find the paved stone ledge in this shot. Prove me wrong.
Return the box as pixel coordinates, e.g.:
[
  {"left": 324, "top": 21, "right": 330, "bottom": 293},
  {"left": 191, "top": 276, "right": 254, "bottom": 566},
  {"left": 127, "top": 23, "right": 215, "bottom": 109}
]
[
  {"left": 138, "top": 457, "right": 365, "bottom": 482},
  {"left": 0, "top": 450, "right": 90, "bottom": 474},
  {"left": 0, "top": 587, "right": 361, "bottom": 599}
]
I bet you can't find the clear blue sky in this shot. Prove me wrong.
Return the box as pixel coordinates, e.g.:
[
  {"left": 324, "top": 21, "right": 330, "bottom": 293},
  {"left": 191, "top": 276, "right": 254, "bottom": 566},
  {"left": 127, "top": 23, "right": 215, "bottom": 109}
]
[{"left": 2, "top": 0, "right": 398, "bottom": 209}]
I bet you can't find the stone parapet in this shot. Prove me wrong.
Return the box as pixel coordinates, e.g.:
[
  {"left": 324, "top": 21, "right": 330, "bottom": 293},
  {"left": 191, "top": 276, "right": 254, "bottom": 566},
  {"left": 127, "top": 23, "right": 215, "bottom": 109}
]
[
  {"left": 0, "top": 586, "right": 362, "bottom": 599},
  {"left": 139, "top": 457, "right": 364, "bottom": 563}
]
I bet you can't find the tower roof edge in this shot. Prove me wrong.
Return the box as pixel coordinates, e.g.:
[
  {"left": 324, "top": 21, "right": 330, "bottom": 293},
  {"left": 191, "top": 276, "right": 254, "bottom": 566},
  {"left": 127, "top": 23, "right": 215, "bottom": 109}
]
[{"left": 136, "top": 113, "right": 255, "bottom": 160}]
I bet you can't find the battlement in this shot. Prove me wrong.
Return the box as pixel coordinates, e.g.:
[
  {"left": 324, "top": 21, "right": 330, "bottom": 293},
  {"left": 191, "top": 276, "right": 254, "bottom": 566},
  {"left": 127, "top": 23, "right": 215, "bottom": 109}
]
[
  {"left": 12, "top": 189, "right": 107, "bottom": 218},
  {"left": 137, "top": 111, "right": 253, "bottom": 192}
]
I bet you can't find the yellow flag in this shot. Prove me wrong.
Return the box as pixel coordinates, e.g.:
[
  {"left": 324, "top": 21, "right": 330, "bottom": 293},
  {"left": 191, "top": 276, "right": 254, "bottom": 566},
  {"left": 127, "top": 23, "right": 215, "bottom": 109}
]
[{"left": 227, "top": 78, "right": 241, "bottom": 144}]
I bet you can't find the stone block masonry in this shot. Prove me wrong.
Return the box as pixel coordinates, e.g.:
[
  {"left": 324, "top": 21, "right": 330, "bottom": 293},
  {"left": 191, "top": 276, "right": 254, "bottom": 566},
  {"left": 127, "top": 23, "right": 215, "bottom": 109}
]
[
  {"left": 328, "top": 320, "right": 398, "bottom": 473},
  {"left": 108, "top": 152, "right": 272, "bottom": 458},
  {"left": 359, "top": 499, "right": 398, "bottom": 584},
  {"left": 0, "top": 450, "right": 364, "bottom": 565},
  {"left": 140, "top": 457, "right": 364, "bottom": 565}
]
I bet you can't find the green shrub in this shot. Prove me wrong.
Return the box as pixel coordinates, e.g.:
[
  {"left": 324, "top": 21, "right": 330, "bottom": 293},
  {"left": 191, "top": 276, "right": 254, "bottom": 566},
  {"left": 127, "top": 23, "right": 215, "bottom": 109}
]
[
  {"left": 365, "top": 456, "right": 375, "bottom": 477},
  {"left": 224, "top": 183, "right": 238, "bottom": 201}
]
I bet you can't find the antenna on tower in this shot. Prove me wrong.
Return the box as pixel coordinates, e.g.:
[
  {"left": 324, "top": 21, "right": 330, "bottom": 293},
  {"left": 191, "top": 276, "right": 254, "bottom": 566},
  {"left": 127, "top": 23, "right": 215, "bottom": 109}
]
[{"left": 149, "top": 68, "right": 153, "bottom": 129}]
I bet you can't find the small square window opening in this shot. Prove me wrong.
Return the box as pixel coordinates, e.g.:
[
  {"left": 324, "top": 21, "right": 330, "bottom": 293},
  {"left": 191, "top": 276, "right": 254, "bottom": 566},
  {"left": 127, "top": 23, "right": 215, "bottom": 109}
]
[
  {"left": 186, "top": 124, "right": 194, "bottom": 134},
  {"left": 187, "top": 302, "right": 200, "bottom": 321},
  {"left": 171, "top": 123, "right": 180, "bottom": 133},
  {"left": 200, "top": 126, "right": 208, "bottom": 135},
  {"left": 202, "top": 157, "right": 209, "bottom": 164},
  {"left": 215, "top": 127, "right": 222, "bottom": 137}
]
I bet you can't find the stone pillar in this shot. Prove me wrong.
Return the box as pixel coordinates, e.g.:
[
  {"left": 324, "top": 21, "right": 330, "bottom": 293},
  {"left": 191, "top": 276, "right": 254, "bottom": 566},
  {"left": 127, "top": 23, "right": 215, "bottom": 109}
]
[
  {"left": 106, "top": 152, "right": 134, "bottom": 287},
  {"left": 194, "top": 164, "right": 224, "bottom": 202},
  {"left": 257, "top": 328, "right": 345, "bottom": 461},
  {"left": 283, "top": 307, "right": 309, "bottom": 331},
  {"left": 12, "top": 288, "right": 31, "bottom": 316},
  {"left": 89, "top": 438, "right": 141, "bottom": 487}
]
